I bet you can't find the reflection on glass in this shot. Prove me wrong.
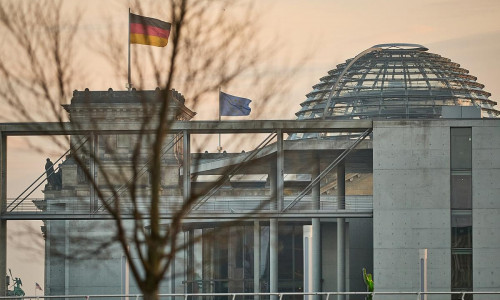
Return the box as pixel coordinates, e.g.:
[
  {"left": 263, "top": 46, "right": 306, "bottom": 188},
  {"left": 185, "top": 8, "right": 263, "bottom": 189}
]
[
  {"left": 451, "top": 251, "right": 472, "bottom": 289},
  {"left": 185, "top": 224, "right": 304, "bottom": 298},
  {"left": 451, "top": 174, "right": 472, "bottom": 209},
  {"left": 451, "top": 128, "right": 472, "bottom": 170},
  {"left": 451, "top": 211, "right": 472, "bottom": 248}
]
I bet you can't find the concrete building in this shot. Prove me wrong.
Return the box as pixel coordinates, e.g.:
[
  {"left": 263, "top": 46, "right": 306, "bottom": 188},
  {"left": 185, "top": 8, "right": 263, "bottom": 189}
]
[{"left": 2, "top": 43, "right": 499, "bottom": 300}]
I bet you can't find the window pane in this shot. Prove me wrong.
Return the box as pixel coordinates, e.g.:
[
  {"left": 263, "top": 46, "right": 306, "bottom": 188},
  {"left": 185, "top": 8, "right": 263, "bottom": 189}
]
[
  {"left": 451, "top": 211, "right": 472, "bottom": 248},
  {"left": 451, "top": 251, "right": 472, "bottom": 289},
  {"left": 452, "top": 293, "right": 473, "bottom": 300},
  {"left": 451, "top": 174, "right": 472, "bottom": 209},
  {"left": 451, "top": 128, "right": 472, "bottom": 170},
  {"left": 116, "top": 135, "right": 129, "bottom": 148}
]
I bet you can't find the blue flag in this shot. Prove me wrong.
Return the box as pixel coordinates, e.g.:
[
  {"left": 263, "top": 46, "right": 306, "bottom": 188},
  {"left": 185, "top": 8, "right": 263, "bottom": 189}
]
[{"left": 219, "top": 91, "right": 251, "bottom": 116}]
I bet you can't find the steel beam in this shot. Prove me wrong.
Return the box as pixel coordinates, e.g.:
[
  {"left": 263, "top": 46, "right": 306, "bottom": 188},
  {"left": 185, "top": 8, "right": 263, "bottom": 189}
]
[
  {"left": 0, "top": 120, "right": 372, "bottom": 135},
  {"left": 0, "top": 210, "right": 373, "bottom": 220}
]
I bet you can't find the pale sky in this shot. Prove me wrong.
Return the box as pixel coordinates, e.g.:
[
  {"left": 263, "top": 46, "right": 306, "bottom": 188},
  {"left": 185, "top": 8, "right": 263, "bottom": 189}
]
[{"left": 5, "top": 0, "right": 500, "bottom": 296}]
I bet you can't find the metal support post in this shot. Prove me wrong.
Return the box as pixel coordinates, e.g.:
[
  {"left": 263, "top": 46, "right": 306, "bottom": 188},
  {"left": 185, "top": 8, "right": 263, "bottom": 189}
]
[
  {"left": 170, "top": 248, "right": 176, "bottom": 300},
  {"left": 89, "top": 133, "right": 97, "bottom": 212},
  {"left": 187, "top": 229, "right": 194, "bottom": 293},
  {"left": 269, "top": 165, "right": 277, "bottom": 210},
  {"left": 0, "top": 132, "right": 6, "bottom": 296},
  {"left": 337, "top": 161, "right": 346, "bottom": 300},
  {"left": 311, "top": 159, "right": 321, "bottom": 300},
  {"left": 269, "top": 141, "right": 280, "bottom": 300},
  {"left": 270, "top": 218, "right": 278, "bottom": 300},
  {"left": 269, "top": 152, "right": 279, "bottom": 300},
  {"left": 93, "top": 134, "right": 99, "bottom": 210},
  {"left": 419, "top": 249, "right": 428, "bottom": 300},
  {"left": 311, "top": 158, "right": 321, "bottom": 210},
  {"left": 121, "top": 246, "right": 130, "bottom": 300},
  {"left": 183, "top": 130, "right": 191, "bottom": 202},
  {"left": 276, "top": 130, "right": 284, "bottom": 211},
  {"left": 337, "top": 162, "right": 345, "bottom": 210},
  {"left": 254, "top": 220, "right": 260, "bottom": 300}
]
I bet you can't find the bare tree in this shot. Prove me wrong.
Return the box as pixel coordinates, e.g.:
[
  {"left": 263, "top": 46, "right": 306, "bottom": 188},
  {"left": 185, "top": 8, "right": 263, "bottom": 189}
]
[{"left": 0, "top": 1, "right": 295, "bottom": 299}]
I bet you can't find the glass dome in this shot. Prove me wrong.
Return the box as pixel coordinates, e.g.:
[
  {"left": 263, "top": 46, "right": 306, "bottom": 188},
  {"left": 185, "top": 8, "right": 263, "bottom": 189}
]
[{"left": 295, "top": 43, "right": 499, "bottom": 121}]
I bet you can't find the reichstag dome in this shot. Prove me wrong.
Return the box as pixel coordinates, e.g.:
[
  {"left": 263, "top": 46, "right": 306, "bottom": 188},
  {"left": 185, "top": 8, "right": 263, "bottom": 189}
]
[{"left": 295, "top": 43, "right": 500, "bottom": 121}]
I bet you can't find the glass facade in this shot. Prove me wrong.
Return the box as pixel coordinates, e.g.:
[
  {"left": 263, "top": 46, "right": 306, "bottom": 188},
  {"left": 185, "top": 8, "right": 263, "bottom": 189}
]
[
  {"left": 450, "top": 128, "right": 473, "bottom": 300},
  {"left": 184, "top": 224, "right": 304, "bottom": 299},
  {"left": 451, "top": 174, "right": 472, "bottom": 209}
]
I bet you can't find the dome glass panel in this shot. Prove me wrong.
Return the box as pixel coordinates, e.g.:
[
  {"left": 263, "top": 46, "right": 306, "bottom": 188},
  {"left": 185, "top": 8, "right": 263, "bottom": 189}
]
[{"left": 295, "top": 43, "right": 499, "bottom": 122}]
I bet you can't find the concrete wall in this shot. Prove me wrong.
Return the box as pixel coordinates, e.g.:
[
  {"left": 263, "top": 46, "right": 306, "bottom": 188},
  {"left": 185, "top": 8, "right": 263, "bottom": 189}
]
[
  {"left": 373, "top": 121, "right": 451, "bottom": 300},
  {"left": 374, "top": 119, "right": 500, "bottom": 299},
  {"left": 472, "top": 124, "right": 500, "bottom": 300}
]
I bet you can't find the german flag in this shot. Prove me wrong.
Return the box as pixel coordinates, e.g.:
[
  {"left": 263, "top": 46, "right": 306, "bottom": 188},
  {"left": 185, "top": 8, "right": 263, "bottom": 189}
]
[{"left": 130, "top": 13, "right": 171, "bottom": 47}]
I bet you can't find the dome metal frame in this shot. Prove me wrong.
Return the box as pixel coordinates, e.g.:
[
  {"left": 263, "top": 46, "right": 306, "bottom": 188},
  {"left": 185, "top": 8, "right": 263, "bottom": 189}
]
[{"left": 295, "top": 44, "right": 499, "bottom": 122}]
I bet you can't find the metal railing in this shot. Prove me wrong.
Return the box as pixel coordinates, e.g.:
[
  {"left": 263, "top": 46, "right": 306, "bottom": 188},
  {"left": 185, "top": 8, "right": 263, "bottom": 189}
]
[
  {"left": 1, "top": 291, "right": 499, "bottom": 300},
  {"left": 6, "top": 137, "right": 89, "bottom": 213},
  {"left": 4, "top": 196, "right": 373, "bottom": 215}
]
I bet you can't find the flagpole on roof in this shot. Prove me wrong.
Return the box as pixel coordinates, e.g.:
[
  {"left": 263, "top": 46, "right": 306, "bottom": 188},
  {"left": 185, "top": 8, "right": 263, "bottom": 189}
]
[
  {"left": 127, "top": 8, "right": 131, "bottom": 91},
  {"left": 218, "top": 87, "right": 222, "bottom": 153}
]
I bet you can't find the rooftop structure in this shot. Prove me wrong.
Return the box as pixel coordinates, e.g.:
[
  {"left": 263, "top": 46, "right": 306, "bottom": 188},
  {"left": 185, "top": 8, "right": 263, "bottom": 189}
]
[{"left": 295, "top": 43, "right": 499, "bottom": 121}]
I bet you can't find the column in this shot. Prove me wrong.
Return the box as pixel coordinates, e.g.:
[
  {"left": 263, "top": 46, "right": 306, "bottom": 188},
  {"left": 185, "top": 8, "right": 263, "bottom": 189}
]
[
  {"left": 269, "top": 135, "right": 281, "bottom": 300},
  {"left": 276, "top": 130, "right": 284, "bottom": 211},
  {"left": 0, "top": 132, "right": 6, "bottom": 296},
  {"left": 337, "top": 161, "right": 346, "bottom": 300},
  {"left": 419, "top": 249, "right": 427, "bottom": 300},
  {"left": 93, "top": 134, "right": 99, "bottom": 209},
  {"left": 187, "top": 229, "right": 194, "bottom": 293},
  {"left": 270, "top": 218, "right": 278, "bottom": 300},
  {"left": 311, "top": 159, "right": 321, "bottom": 300},
  {"left": 183, "top": 130, "right": 191, "bottom": 202},
  {"left": 89, "top": 133, "right": 97, "bottom": 212},
  {"left": 254, "top": 220, "right": 260, "bottom": 300},
  {"left": 170, "top": 251, "right": 176, "bottom": 296}
]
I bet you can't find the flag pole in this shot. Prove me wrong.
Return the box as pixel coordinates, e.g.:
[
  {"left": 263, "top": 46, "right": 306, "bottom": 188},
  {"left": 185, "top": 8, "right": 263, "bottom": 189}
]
[
  {"left": 127, "top": 8, "right": 131, "bottom": 91},
  {"left": 218, "top": 87, "right": 222, "bottom": 153}
]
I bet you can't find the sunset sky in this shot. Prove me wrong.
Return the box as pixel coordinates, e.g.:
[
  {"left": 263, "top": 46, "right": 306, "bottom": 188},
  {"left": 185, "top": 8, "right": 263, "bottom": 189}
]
[{"left": 4, "top": 0, "right": 500, "bottom": 295}]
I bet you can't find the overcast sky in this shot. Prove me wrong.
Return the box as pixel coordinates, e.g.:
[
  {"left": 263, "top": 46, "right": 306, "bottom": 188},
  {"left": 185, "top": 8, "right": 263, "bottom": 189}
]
[{"left": 5, "top": 0, "right": 500, "bottom": 296}]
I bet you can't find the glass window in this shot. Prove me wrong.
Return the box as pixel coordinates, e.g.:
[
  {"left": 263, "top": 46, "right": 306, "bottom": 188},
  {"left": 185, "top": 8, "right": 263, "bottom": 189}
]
[
  {"left": 451, "top": 128, "right": 472, "bottom": 170},
  {"left": 116, "top": 135, "right": 129, "bottom": 148},
  {"left": 451, "top": 250, "right": 472, "bottom": 289},
  {"left": 452, "top": 294, "right": 473, "bottom": 300},
  {"left": 451, "top": 174, "right": 472, "bottom": 209},
  {"left": 451, "top": 211, "right": 472, "bottom": 248},
  {"left": 99, "top": 135, "right": 115, "bottom": 153}
]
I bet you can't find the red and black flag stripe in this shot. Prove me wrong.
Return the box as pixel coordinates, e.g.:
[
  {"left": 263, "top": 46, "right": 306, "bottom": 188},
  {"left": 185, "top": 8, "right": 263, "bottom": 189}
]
[{"left": 130, "top": 13, "right": 171, "bottom": 47}]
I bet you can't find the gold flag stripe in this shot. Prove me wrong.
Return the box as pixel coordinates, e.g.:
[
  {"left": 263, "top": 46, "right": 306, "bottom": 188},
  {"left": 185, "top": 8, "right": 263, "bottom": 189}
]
[{"left": 130, "top": 34, "right": 168, "bottom": 47}]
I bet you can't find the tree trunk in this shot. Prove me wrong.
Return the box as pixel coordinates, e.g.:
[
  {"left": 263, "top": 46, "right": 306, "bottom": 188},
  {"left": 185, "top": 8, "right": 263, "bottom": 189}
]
[{"left": 143, "top": 289, "right": 159, "bottom": 300}]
